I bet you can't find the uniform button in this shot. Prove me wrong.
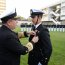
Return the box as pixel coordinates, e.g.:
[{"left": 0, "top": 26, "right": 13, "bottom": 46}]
[
  {"left": 45, "top": 58, "right": 47, "bottom": 60},
  {"left": 26, "top": 50, "right": 28, "bottom": 53}
]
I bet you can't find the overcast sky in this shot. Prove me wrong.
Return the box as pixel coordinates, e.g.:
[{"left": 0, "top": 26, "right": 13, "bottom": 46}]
[{"left": 6, "top": 0, "right": 61, "bottom": 18}]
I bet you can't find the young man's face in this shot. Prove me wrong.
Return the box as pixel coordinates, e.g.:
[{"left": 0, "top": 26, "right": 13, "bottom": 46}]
[{"left": 31, "top": 16, "right": 38, "bottom": 25}]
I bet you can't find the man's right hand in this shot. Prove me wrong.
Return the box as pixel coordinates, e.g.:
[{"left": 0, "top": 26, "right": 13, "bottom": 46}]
[
  {"left": 28, "top": 31, "right": 36, "bottom": 36},
  {"left": 32, "top": 36, "right": 39, "bottom": 43}
]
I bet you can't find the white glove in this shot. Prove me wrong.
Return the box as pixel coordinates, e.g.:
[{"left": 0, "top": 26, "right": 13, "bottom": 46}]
[{"left": 32, "top": 36, "right": 39, "bottom": 43}]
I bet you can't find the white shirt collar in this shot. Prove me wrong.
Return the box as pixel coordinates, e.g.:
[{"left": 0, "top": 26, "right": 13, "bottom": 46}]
[{"left": 34, "top": 22, "right": 41, "bottom": 28}]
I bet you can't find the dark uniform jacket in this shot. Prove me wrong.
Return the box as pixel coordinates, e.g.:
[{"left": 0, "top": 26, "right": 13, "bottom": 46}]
[
  {"left": 28, "top": 24, "right": 52, "bottom": 65},
  {"left": 0, "top": 25, "right": 28, "bottom": 65}
]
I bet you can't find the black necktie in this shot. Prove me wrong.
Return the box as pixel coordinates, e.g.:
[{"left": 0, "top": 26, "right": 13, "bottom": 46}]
[{"left": 32, "top": 25, "right": 36, "bottom": 31}]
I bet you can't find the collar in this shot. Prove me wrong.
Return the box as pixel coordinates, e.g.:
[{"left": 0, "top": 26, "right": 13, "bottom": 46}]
[
  {"left": 34, "top": 22, "right": 41, "bottom": 28},
  {"left": 1, "top": 25, "right": 12, "bottom": 32}
]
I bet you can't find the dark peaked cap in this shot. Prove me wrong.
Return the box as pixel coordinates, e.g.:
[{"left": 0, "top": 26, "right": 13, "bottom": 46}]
[{"left": 0, "top": 9, "right": 18, "bottom": 23}]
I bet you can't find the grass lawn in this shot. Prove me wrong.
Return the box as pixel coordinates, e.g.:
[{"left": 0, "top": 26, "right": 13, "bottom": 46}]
[{"left": 19, "top": 31, "right": 65, "bottom": 65}]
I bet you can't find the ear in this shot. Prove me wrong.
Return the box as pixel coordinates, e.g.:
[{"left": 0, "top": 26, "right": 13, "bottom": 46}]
[
  {"left": 7, "top": 19, "right": 12, "bottom": 25},
  {"left": 39, "top": 16, "right": 42, "bottom": 20}
]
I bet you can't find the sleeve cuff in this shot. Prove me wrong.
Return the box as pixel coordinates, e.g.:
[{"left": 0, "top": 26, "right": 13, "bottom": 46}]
[
  {"left": 30, "top": 41, "right": 35, "bottom": 44},
  {"left": 25, "top": 42, "right": 33, "bottom": 52},
  {"left": 24, "top": 31, "right": 28, "bottom": 37}
]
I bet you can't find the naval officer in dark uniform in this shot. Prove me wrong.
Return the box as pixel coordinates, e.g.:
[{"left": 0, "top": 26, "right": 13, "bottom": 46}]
[
  {"left": 28, "top": 9, "right": 52, "bottom": 65},
  {"left": 0, "top": 9, "right": 39, "bottom": 65}
]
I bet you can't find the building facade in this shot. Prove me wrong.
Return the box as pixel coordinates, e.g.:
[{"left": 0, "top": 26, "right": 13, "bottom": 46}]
[
  {"left": 42, "top": 0, "right": 65, "bottom": 25},
  {"left": 0, "top": 0, "right": 6, "bottom": 15}
]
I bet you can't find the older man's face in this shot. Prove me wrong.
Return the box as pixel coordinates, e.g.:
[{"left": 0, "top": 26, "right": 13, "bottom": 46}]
[{"left": 7, "top": 19, "right": 18, "bottom": 30}]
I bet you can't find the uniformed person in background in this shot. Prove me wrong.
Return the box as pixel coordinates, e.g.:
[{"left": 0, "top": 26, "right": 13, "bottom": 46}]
[
  {"left": 28, "top": 9, "right": 52, "bottom": 65},
  {"left": 0, "top": 9, "right": 39, "bottom": 65}
]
